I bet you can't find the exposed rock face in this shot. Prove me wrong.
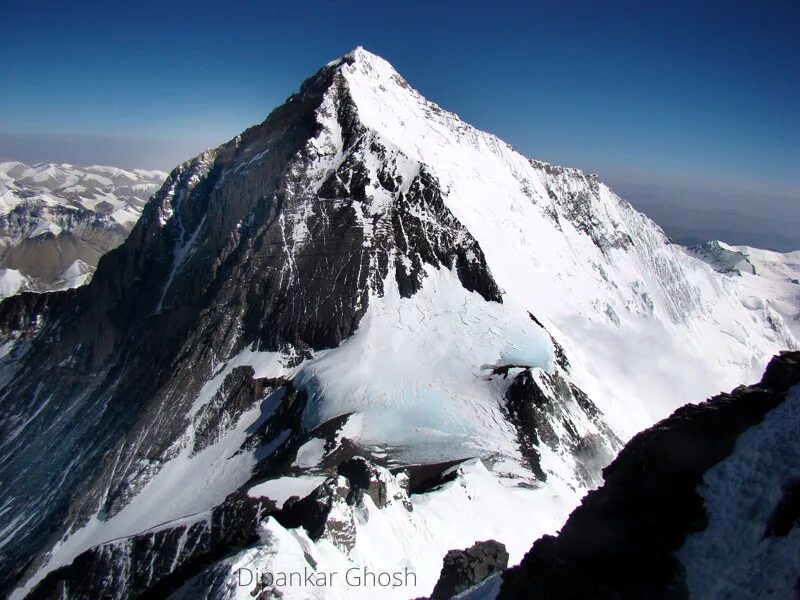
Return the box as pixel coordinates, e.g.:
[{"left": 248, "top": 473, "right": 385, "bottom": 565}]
[
  {"left": 499, "top": 321, "right": 621, "bottom": 485},
  {"left": 499, "top": 351, "right": 800, "bottom": 600},
  {"left": 529, "top": 160, "right": 633, "bottom": 255},
  {"left": 430, "top": 540, "right": 509, "bottom": 599},
  {"left": 0, "top": 288, "right": 78, "bottom": 343},
  {"left": 27, "top": 491, "right": 266, "bottom": 600},
  {"left": 275, "top": 456, "right": 412, "bottom": 553},
  {"left": 763, "top": 478, "right": 800, "bottom": 539}
]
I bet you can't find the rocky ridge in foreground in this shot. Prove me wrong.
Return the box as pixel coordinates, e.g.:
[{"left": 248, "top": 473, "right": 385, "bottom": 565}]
[{"left": 492, "top": 350, "right": 800, "bottom": 599}]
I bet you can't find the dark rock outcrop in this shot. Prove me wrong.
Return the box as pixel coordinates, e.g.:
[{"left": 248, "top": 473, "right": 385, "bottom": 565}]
[
  {"left": 498, "top": 317, "right": 621, "bottom": 485},
  {"left": 499, "top": 350, "right": 800, "bottom": 600},
  {"left": 275, "top": 456, "right": 412, "bottom": 550},
  {"left": 0, "top": 287, "right": 79, "bottom": 341},
  {"left": 431, "top": 540, "right": 509, "bottom": 599},
  {"left": 27, "top": 455, "right": 414, "bottom": 599},
  {"left": 502, "top": 369, "right": 618, "bottom": 483},
  {"left": 763, "top": 478, "right": 800, "bottom": 539}
]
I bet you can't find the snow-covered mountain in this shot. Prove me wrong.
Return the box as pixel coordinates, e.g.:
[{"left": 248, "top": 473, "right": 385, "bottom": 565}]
[
  {"left": 0, "top": 48, "right": 796, "bottom": 599},
  {"left": 688, "top": 240, "right": 800, "bottom": 340},
  {"left": 0, "top": 161, "right": 166, "bottom": 297}
]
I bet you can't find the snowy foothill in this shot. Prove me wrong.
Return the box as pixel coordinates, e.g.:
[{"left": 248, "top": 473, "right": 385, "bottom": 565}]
[
  {"left": 0, "top": 161, "right": 166, "bottom": 297},
  {"left": 0, "top": 269, "right": 29, "bottom": 297},
  {"left": 0, "top": 162, "right": 165, "bottom": 230}
]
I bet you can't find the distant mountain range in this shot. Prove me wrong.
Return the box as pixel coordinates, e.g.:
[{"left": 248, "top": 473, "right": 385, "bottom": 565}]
[
  {"left": 609, "top": 177, "right": 800, "bottom": 253},
  {"left": 0, "top": 161, "right": 166, "bottom": 296}
]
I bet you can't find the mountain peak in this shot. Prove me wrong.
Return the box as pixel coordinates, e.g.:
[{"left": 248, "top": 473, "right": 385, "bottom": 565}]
[
  {"left": 4, "top": 42, "right": 798, "bottom": 600},
  {"left": 328, "top": 45, "right": 391, "bottom": 70}
]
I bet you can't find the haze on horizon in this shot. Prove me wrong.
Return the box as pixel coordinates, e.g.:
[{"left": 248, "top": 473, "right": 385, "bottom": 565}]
[{"left": 1, "top": 0, "right": 798, "bottom": 250}]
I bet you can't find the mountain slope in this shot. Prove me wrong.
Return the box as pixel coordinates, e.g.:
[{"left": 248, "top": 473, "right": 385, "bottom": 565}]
[
  {"left": 0, "top": 161, "right": 166, "bottom": 296},
  {"left": 0, "top": 48, "right": 795, "bottom": 599},
  {"left": 498, "top": 350, "right": 800, "bottom": 600},
  {"left": 689, "top": 240, "right": 800, "bottom": 340}
]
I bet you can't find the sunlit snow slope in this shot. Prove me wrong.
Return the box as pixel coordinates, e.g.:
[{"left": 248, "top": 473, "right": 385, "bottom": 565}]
[
  {"left": 689, "top": 240, "right": 800, "bottom": 340},
  {"left": 337, "top": 48, "right": 796, "bottom": 435}
]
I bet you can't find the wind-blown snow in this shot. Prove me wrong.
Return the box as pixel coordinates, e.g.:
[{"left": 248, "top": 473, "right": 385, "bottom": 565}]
[{"left": 677, "top": 385, "right": 800, "bottom": 599}]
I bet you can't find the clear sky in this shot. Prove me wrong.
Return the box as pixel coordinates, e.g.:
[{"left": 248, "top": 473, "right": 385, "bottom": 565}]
[{"left": 1, "top": 0, "right": 798, "bottom": 248}]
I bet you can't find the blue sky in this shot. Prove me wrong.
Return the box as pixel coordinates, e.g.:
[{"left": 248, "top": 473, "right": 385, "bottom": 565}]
[{"left": 1, "top": 0, "right": 798, "bottom": 247}]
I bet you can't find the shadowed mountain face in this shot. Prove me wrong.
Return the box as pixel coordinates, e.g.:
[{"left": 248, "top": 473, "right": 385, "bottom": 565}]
[
  {"left": 0, "top": 49, "right": 796, "bottom": 600},
  {"left": 499, "top": 351, "right": 800, "bottom": 600}
]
